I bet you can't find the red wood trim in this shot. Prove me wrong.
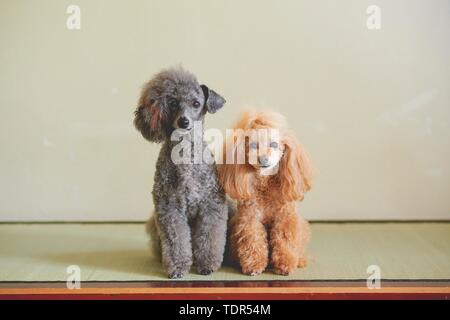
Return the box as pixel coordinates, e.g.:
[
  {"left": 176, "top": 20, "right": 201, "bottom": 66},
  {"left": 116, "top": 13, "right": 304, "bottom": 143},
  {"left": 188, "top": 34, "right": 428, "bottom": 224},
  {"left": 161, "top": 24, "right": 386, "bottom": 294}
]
[
  {"left": 1, "top": 281, "right": 449, "bottom": 300},
  {"left": 1, "top": 293, "right": 449, "bottom": 300}
]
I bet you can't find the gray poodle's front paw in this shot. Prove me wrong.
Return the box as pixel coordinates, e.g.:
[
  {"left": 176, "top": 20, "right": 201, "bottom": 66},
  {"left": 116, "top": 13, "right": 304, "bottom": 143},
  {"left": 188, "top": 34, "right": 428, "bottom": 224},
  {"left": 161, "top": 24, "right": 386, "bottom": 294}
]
[
  {"left": 198, "top": 268, "right": 213, "bottom": 276},
  {"left": 196, "top": 261, "right": 221, "bottom": 276},
  {"left": 167, "top": 263, "right": 191, "bottom": 279},
  {"left": 168, "top": 271, "right": 186, "bottom": 279}
]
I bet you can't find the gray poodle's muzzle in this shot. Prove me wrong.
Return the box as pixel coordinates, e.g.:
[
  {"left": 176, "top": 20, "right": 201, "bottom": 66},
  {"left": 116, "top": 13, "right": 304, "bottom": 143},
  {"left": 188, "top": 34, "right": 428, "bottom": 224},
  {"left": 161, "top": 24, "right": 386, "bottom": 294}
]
[
  {"left": 172, "top": 107, "right": 200, "bottom": 132},
  {"left": 176, "top": 116, "right": 191, "bottom": 130},
  {"left": 173, "top": 114, "right": 193, "bottom": 132}
]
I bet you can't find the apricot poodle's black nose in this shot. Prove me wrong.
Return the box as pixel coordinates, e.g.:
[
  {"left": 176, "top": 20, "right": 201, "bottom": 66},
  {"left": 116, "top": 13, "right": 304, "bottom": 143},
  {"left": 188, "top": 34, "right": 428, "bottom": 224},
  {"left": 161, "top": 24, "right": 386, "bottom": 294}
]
[
  {"left": 177, "top": 116, "right": 190, "bottom": 129},
  {"left": 258, "top": 155, "right": 269, "bottom": 166}
]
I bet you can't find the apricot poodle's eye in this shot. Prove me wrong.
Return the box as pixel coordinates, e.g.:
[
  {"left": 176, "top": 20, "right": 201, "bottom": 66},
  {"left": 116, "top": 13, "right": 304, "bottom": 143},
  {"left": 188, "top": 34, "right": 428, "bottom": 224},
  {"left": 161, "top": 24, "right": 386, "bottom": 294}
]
[
  {"left": 249, "top": 142, "right": 258, "bottom": 150},
  {"left": 168, "top": 99, "right": 178, "bottom": 109},
  {"left": 270, "top": 141, "right": 279, "bottom": 149},
  {"left": 193, "top": 100, "right": 200, "bottom": 108}
]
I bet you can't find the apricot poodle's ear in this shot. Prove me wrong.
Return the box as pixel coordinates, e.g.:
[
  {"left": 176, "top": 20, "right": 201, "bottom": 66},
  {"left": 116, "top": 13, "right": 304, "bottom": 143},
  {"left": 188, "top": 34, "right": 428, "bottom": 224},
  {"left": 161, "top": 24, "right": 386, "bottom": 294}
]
[
  {"left": 278, "top": 133, "right": 313, "bottom": 202},
  {"left": 133, "top": 82, "right": 167, "bottom": 143},
  {"left": 218, "top": 132, "right": 253, "bottom": 200},
  {"left": 201, "top": 84, "right": 226, "bottom": 114}
]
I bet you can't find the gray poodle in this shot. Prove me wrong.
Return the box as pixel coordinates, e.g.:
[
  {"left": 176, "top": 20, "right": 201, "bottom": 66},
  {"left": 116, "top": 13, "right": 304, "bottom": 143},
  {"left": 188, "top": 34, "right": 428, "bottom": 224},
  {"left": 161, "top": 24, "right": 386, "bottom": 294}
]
[{"left": 134, "top": 67, "right": 228, "bottom": 279}]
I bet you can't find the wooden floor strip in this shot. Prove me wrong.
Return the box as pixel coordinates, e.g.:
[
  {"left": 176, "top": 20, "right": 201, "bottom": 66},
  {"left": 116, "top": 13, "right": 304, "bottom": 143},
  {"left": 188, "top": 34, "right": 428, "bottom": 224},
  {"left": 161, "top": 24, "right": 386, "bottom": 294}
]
[{"left": 1, "top": 285, "right": 449, "bottom": 295}]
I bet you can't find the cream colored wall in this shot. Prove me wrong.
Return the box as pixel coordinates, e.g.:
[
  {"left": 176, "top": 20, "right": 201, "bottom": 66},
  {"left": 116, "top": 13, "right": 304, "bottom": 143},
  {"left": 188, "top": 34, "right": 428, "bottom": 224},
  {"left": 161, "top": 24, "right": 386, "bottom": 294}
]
[{"left": 1, "top": 0, "right": 449, "bottom": 221}]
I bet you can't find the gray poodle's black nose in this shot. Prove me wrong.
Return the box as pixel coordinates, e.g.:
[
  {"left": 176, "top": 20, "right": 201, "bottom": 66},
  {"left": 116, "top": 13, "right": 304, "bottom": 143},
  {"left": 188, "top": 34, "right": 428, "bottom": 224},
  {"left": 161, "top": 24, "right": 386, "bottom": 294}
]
[{"left": 177, "top": 116, "right": 190, "bottom": 129}]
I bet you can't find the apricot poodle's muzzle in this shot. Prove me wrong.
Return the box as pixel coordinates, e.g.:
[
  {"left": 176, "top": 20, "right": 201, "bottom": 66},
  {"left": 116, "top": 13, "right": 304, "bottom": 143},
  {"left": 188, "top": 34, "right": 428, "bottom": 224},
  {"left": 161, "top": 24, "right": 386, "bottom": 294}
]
[
  {"left": 251, "top": 152, "right": 281, "bottom": 177},
  {"left": 258, "top": 155, "right": 270, "bottom": 168}
]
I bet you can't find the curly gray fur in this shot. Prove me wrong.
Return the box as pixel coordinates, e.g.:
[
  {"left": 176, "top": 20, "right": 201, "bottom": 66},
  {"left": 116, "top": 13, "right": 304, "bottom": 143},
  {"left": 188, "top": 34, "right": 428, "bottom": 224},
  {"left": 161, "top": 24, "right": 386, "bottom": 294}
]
[{"left": 134, "top": 67, "right": 228, "bottom": 279}]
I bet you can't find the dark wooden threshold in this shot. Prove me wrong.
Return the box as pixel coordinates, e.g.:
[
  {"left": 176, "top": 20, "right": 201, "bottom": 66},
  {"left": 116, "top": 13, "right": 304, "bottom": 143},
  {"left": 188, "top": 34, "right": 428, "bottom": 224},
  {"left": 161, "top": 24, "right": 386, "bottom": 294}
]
[
  {"left": 1, "top": 220, "right": 449, "bottom": 224},
  {"left": 1, "top": 280, "right": 449, "bottom": 300}
]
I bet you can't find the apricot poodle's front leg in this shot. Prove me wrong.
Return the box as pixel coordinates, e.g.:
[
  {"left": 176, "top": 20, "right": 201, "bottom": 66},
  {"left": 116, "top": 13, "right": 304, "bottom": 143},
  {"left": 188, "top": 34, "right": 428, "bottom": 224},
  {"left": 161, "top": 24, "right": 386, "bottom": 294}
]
[
  {"left": 270, "top": 212, "right": 302, "bottom": 275},
  {"left": 230, "top": 207, "right": 269, "bottom": 276}
]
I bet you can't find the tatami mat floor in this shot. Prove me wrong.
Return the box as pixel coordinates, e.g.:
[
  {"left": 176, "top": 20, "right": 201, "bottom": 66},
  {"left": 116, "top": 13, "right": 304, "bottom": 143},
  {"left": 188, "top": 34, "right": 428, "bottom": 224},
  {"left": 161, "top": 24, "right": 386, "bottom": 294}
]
[{"left": 0, "top": 223, "right": 449, "bottom": 282}]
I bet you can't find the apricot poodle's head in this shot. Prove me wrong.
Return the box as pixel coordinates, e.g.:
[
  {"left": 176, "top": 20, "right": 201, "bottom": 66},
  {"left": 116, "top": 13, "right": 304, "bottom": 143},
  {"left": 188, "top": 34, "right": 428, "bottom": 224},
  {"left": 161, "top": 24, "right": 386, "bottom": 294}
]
[{"left": 218, "top": 110, "right": 313, "bottom": 202}]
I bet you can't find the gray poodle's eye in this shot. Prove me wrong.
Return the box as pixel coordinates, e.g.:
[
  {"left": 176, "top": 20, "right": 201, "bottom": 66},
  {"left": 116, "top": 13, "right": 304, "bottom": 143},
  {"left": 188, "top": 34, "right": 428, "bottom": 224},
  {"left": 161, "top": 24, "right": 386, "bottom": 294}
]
[
  {"left": 168, "top": 99, "right": 178, "bottom": 109},
  {"left": 270, "top": 141, "right": 279, "bottom": 149},
  {"left": 193, "top": 100, "right": 200, "bottom": 108},
  {"left": 249, "top": 142, "right": 258, "bottom": 150}
]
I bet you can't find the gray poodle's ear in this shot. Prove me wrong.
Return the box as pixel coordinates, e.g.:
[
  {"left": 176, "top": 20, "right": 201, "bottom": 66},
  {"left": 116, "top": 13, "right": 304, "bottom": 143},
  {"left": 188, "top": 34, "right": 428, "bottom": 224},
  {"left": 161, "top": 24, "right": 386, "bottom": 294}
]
[
  {"left": 201, "top": 84, "right": 226, "bottom": 114},
  {"left": 133, "top": 84, "right": 166, "bottom": 143}
]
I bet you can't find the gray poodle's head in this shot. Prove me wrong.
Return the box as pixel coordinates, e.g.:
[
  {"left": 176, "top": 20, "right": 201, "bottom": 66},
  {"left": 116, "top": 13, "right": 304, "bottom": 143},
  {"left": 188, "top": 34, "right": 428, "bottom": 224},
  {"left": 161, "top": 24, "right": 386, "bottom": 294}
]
[{"left": 134, "top": 67, "right": 226, "bottom": 143}]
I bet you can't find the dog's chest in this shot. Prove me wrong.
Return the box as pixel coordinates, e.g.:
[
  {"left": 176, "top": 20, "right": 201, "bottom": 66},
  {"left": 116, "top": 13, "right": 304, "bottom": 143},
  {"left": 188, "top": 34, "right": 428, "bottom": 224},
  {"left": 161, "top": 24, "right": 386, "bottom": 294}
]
[
  {"left": 251, "top": 196, "right": 284, "bottom": 225},
  {"left": 176, "top": 163, "right": 218, "bottom": 204}
]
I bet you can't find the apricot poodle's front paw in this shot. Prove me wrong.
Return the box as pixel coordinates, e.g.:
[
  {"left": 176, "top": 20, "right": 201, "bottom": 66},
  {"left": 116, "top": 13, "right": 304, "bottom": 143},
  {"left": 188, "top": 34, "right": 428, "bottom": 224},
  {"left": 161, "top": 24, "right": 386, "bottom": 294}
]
[
  {"left": 242, "top": 266, "right": 265, "bottom": 276},
  {"left": 240, "top": 259, "right": 268, "bottom": 276},
  {"left": 298, "top": 257, "right": 308, "bottom": 268},
  {"left": 273, "top": 264, "right": 294, "bottom": 276},
  {"left": 272, "top": 255, "right": 297, "bottom": 276}
]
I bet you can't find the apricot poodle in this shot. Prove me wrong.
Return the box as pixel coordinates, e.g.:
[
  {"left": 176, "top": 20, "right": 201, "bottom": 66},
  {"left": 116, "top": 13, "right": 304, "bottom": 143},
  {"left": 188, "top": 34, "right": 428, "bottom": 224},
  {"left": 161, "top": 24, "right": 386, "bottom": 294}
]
[{"left": 219, "top": 110, "right": 313, "bottom": 276}]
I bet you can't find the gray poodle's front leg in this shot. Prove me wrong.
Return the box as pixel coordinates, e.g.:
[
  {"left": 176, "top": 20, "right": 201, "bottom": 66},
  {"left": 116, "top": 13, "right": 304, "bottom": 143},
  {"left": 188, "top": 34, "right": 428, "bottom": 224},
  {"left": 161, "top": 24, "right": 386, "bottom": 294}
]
[
  {"left": 156, "top": 212, "right": 193, "bottom": 279},
  {"left": 192, "top": 205, "right": 228, "bottom": 275}
]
